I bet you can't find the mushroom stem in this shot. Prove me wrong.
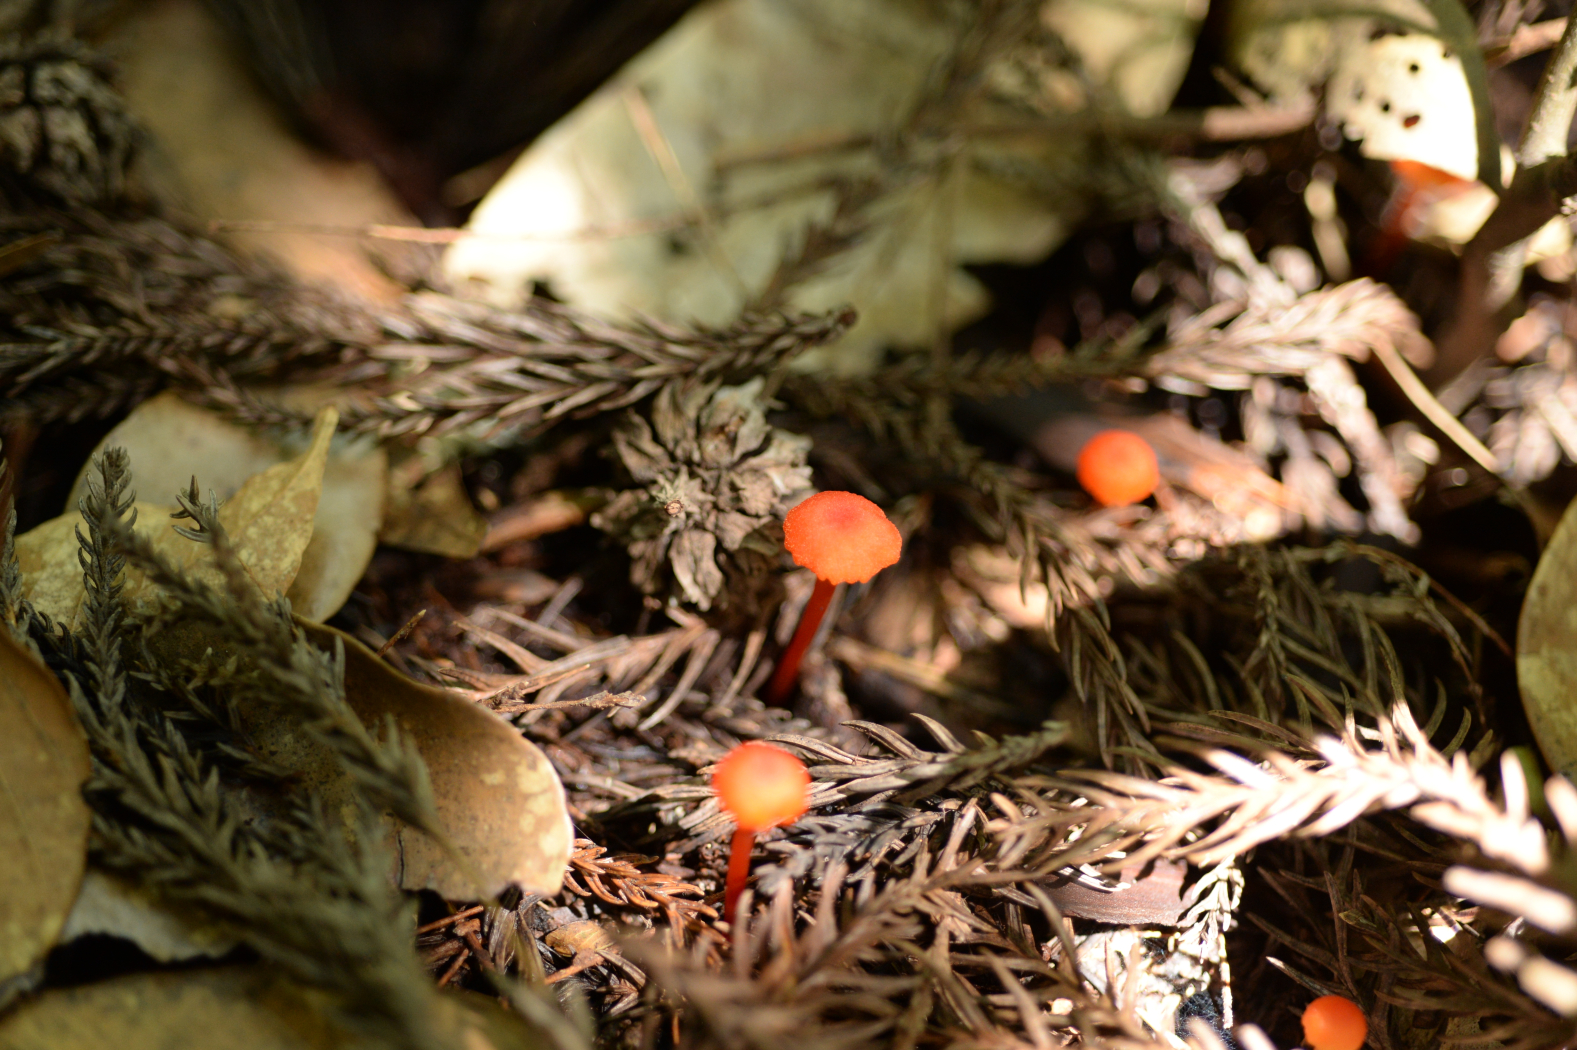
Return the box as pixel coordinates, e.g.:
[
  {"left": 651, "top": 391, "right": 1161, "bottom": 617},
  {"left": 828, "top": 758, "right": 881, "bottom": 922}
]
[
  {"left": 766, "top": 577, "right": 835, "bottom": 704},
  {"left": 722, "top": 826, "right": 757, "bottom": 925}
]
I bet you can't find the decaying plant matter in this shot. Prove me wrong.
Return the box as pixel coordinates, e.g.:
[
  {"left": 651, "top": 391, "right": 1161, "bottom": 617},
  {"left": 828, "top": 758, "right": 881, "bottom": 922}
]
[{"left": 9, "top": 1, "right": 1577, "bottom": 1049}]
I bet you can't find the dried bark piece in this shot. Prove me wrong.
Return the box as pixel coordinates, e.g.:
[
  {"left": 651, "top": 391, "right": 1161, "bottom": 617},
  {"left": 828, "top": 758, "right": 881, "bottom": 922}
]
[
  {"left": 302, "top": 621, "right": 572, "bottom": 900},
  {"left": 0, "top": 629, "right": 90, "bottom": 999},
  {"left": 1039, "top": 859, "right": 1195, "bottom": 926}
]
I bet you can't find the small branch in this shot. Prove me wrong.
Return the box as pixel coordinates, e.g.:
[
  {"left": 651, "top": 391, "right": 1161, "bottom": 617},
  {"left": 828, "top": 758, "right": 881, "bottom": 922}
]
[
  {"left": 1369, "top": 336, "right": 1500, "bottom": 474},
  {"left": 1519, "top": 14, "right": 1577, "bottom": 168},
  {"left": 1486, "top": 17, "right": 1569, "bottom": 68},
  {"left": 1434, "top": 18, "right": 1577, "bottom": 380}
]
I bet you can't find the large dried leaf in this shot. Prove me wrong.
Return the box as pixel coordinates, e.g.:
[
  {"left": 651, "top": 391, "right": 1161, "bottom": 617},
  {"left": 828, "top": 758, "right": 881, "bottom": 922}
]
[
  {"left": 1519, "top": 495, "right": 1577, "bottom": 777},
  {"left": 0, "top": 968, "right": 338, "bottom": 1050},
  {"left": 110, "top": 0, "right": 416, "bottom": 304},
  {"left": 443, "top": 0, "right": 1081, "bottom": 374},
  {"left": 18, "top": 404, "right": 352, "bottom": 627},
  {"left": 312, "top": 622, "right": 572, "bottom": 899},
  {"left": 0, "top": 966, "right": 542, "bottom": 1050},
  {"left": 0, "top": 630, "right": 90, "bottom": 997}
]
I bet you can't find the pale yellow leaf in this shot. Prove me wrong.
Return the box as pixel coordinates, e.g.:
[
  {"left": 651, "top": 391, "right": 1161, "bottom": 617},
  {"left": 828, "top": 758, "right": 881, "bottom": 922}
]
[
  {"left": 286, "top": 433, "right": 386, "bottom": 621},
  {"left": 59, "top": 870, "right": 238, "bottom": 963},
  {"left": 18, "top": 406, "right": 341, "bottom": 627},
  {"left": 219, "top": 406, "right": 337, "bottom": 599},
  {"left": 66, "top": 392, "right": 385, "bottom": 623},
  {"left": 0, "top": 965, "right": 545, "bottom": 1050}
]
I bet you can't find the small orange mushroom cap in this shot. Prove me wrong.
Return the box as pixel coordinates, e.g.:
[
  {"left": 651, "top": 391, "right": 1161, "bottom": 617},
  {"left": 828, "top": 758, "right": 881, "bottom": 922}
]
[
  {"left": 712, "top": 742, "right": 810, "bottom": 832},
  {"left": 782, "top": 491, "right": 902, "bottom": 585},
  {"left": 1302, "top": 995, "right": 1367, "bottom": 1050},
  {"left": 1076, "top": 430, "right": 1160, "bottom": 507}
]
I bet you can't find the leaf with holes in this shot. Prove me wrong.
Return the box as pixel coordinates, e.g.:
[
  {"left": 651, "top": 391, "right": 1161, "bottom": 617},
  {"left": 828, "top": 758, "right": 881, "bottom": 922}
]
[{"left": 1327, "top": 32, "right": 1479, "bottom": 181}]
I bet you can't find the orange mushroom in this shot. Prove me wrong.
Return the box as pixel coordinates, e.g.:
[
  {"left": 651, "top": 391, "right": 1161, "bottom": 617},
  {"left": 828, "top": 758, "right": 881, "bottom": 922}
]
[
  {"left": 767, "top": 491, "right": 902, "bottom": 704},
  {"left": 1075, "top": 429, "right": 1159, "bottom": 507},
  {"left": 1302, "top": 994, "right": 1367, "bottom": 1050},
  {"left": 711, "top": 741, "right": 810, "bottom": 924}
]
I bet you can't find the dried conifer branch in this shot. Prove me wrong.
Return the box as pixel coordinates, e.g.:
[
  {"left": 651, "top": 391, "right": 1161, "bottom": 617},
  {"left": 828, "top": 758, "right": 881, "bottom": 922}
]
[
  {"left": 106, "top": 483, "right": 442, "bottom": 840},
  {"left": 341, "top": 295, "right": 856, "bottom": 440},
  {"left": 0, "top": 211, "right": 368, "bottom": 422},
  {"left": 625, "top": 813, "right": 1237, "bottom": 1050},
  {"left": 59, "top": 451, "right": 455, "bottom": 1050},
  {"left": 1260, "top": 869, "right": 1570, "bottom": 1050},
  {"left": 0, "top": 211, "right": 858, "bottom": 447},
  {"left": 990, "top": 699, "right": 1522, "bottom": 881}
]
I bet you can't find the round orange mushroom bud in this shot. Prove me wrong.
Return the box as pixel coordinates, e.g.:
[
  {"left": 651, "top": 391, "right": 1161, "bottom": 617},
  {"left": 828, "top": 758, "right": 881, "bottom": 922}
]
[
  {"left": 1076, "top": 429, "right": 1160, "bottom": 507},
  {"left": 712, "top": 741, "right": 810, "bottom": 831},
  {"left": 1302, "top": 994, "right": 1367, "bottom": 1050},
  {"left": 782, "top": 490, "right": 902, "bottom": 585}
]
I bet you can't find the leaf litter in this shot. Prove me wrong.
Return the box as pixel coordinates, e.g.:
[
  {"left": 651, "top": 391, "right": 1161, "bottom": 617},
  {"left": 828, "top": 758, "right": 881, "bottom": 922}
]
[{"left": 5, "top": 0, "right": 1577, "bottom": 1049}]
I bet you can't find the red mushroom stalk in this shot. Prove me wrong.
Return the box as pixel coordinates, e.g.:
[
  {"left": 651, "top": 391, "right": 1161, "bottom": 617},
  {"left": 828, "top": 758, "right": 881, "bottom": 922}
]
[
  {"left": 711, "top": 741, "right": 809, "bottom": 925},
  {"left": 767, "top": 491, "right": 901, "bottom": 704}
]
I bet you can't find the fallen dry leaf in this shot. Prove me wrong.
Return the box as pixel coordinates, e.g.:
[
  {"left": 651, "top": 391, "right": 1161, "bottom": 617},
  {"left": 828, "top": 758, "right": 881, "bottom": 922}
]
[
  {"left": 304, "top": 621, "right": 571, "bottom": 900},
  {"left": 66, "top": 392, "right": 386, "bottom": 622},
  {"left": 0, "top": 968, "right": 339, "bottom": 1050},
  {"left": 16, "top": 498, "right": 222, "bottom": 629},
  {"left": 1519, "top": 495, "right": 1577, "bottom": 777},
  {"left": 19, "top": 404, "right": 353, "bottom": 627},
  {"left": 380, "top": 456, "right": 488, "bottom": 559},
  {"left": 0, "top": 629, "right": 91, "bottom": 997},
  {"left": 0, "top": 965, "right": 541, "bottom": 1050},
  {"left": 215, "top": 406, "right": 338, "bottom": 599},
  {"left": 110, "top": 0, "right": 417, "bottom": 305},
  {"left": 65, "top": 391, "right": 283, "bottom": 509},
  {"left": 443, "top": 0, "right": 1075, "bottom": 375},
  {"left": 59, "top": 870, "right": 239, "bottom": 964}
]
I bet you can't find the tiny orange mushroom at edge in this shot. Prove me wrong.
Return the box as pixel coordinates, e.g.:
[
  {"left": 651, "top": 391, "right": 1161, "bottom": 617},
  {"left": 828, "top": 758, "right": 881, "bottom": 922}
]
[
  {"left": 1075, "top": 429, "right": 1159, "bottom": 507},
  {"left": 1302, "top": 994, "right": 1367, "bottom": 1050},
  {"left": 711, "top": 741, "right": 810, "bottom": 924},
  {"left": 766, "top": 491, "right": 902, "bottom": 704}
]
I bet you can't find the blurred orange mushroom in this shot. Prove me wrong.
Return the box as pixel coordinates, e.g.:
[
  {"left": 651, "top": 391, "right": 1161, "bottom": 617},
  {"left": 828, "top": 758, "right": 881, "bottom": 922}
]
[
  {"left": 766, "top": 491, "right": 901, "bottom": 704},
  {"left": 1302, "top": 994, "right": 1367, "bottom": 1050},
  {"left": 711, "top": 741, "right": 810, "bottom": 924},
  {"left": 1075, "top": 429, "right": 1159, "bottom": 507}
]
